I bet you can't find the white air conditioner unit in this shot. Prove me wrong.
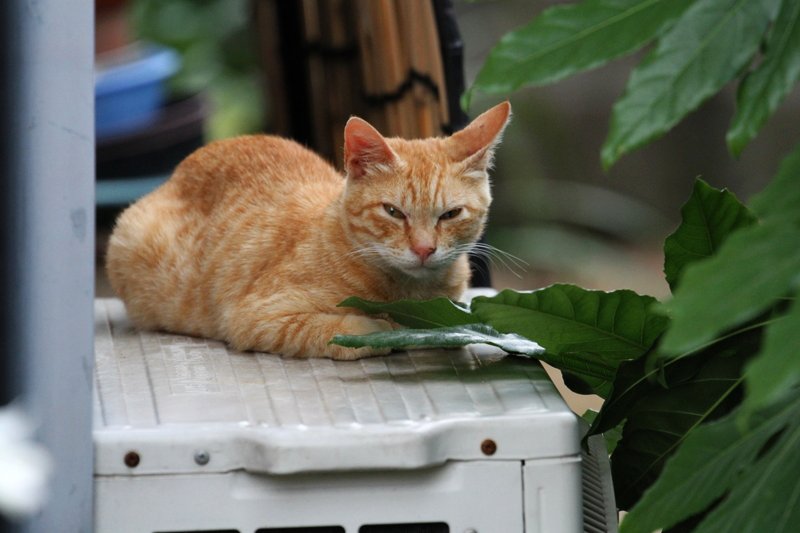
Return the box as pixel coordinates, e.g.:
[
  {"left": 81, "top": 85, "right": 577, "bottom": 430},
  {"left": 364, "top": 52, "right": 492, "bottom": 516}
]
[{"left": 93, "top": 295, "right": 617, "bottom": 533}]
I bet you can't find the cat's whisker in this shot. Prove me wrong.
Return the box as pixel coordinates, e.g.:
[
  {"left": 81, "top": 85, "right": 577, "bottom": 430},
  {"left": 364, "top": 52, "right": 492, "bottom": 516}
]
[
  {"left": 467, "top": 243, "right": 529, "bottom": 270},
  {"left": 458, "top": 242, "right": 528, "bottom": 279},
  {"left": 472, "top": 243, "right": 528, "bottom": 271},
  {"left": 465, "top": 252, "right": 493, "bottom": 283},
  {"left": 469, "top": 251, "right": 510, "bottom": 281},
  {"left": 468, "top": 242, "right": 528, "bottom": 265}
]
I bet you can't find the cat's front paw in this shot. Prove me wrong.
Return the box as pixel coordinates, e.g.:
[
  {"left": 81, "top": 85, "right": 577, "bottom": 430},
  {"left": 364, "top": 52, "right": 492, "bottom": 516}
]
[
  {"left": 326, "top": 315, "right": 393, "bottom": 361},
  {"left": 326, "top": 344, "right": 392, "bottom": 361}
]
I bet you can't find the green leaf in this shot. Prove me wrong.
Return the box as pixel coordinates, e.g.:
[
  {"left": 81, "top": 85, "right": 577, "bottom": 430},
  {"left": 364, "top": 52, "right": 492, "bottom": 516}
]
[
  {"left": 330, "top": 323, "right": 545, "bottom": 357},
  {"left": 663, "top": 179, "right": 757, "bottom": 291},
  {"left": 464, "top": 0, "right": 694, "bottom": 108},
  {"left": 743, "top": 296, "right": 800, "bottom": 413},
  {"left": 337, "top": 296, "right": 474, "bottom": 329},
  {"left": 659, "top": 221, "right": 800, "bottom": 355},
  {"left": 692, "top": 400, "right": 800, "bottom": 532},
  {"left": 749, "top": 140, "right": 800, "bottom": 223},
  {"left": 471, "top": 285, "right": 669, "bottom": 397},
  {"left": 601, "top": 0, "right": 778, "bottom": 169},
  {"left": 727, "top": 0, "right": 800, "bottom": 156},
  {"left": 620, "top": 395, "right": 800, "bottom": 533},
  {"left": 610, "top": 332, "right": 755, "bottom": 509}
]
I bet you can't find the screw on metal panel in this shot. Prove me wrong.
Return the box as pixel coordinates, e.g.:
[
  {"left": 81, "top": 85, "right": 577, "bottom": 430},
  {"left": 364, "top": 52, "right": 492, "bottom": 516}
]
[
  {"left": 194, "top": 450, "right": 210, "bottom": 466},
  {"left": 480, "top": 438, "right": 497, "bottom": 456},
  {"left": 464, "top": 530, "right": 478, "bottom": 533},
  {"left": 124, "top": 451, "right": 140, "bottom": 468}
]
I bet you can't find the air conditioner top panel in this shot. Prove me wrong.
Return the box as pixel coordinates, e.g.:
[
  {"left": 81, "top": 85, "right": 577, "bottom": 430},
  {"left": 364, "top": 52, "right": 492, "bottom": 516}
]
[{"left": 93, "top": 296, "right": 579, "bottom": 476}]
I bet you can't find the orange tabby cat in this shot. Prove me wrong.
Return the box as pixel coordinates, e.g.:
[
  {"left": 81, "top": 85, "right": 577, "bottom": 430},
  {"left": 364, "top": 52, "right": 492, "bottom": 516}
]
[{"left": 106, "top": 101, "right": 511, "bottom": 360}]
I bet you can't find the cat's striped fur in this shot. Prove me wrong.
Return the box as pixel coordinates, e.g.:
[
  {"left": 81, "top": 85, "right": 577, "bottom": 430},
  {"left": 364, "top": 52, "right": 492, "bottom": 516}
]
[{"left": 106, "top": 101, "right": 511, "bottom": 359}]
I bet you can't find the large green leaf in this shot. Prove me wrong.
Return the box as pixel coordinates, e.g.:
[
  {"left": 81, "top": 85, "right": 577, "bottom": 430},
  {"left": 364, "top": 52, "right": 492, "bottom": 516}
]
[
  {"left": 610, "top": 333, "right": 755, "bottom": 510},
  {"left": 601, "top": 0, "right": 778, "bottom": 169},
  {"left": 742, "top": 297, "right": 800, "bottom": 413},
  {"left": 330, "top": 323, "right": 545, "bottom": 357},
  {"left": 620, "top": 395, "right": 800, "bottom": 533},
  {"left": 471, "top": 285, "right": 669, "bottom": 397},
  {"left": 692, "top": 400, "right": 800, "bottom": 532},
  {"left": 727, "top": 0, "right": 800, "bottom": 156},
  {"left": 663, "top": 179, "right": 757, "bottom": 291},
  {"left": 464, "top": 0, "right": 694, "bottom": 108},
  {"left": 749, "top": 140, "right": 800, "bottom": 223},
  {"left": 337, "top": 296, "right": 474, "bottom": 329},
  {"left": 659, "top": 220, "right": 800, "bottom": 355}
]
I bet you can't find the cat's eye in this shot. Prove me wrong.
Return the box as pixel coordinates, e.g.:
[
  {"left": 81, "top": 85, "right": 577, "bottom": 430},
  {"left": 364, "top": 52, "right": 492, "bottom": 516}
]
[
  {"left": 383, "top": 203, "right": 406, "bottom": 220},
  {"left": 439, "top": 208, "right": 463, "bottom": 221}
]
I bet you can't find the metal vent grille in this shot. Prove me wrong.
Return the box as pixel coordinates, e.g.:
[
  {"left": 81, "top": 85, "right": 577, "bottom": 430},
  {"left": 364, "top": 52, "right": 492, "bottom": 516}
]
[
  {"left": 155, "top": 525, "right": 447, "bottom": 533},
  {"left": 156, "top": 530, "right": 241, "bottom": 533},
  {"left": 582, "top": 435, "right": 618, "bottom": 533},
  {"left": 256, "top": 526, "right": 344, "bottom": 533},
  {"left": 359, "top": 524, "right": 448, "bottom": 533}
]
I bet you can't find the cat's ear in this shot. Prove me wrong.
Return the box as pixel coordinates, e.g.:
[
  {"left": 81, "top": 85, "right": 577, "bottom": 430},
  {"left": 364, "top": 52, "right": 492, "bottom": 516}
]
[
  {"left": 344, "top": 117, "right": 397, "bottom": 179},
  {"left": 447, "top": 101, "right": 511, "bottom": 173}
]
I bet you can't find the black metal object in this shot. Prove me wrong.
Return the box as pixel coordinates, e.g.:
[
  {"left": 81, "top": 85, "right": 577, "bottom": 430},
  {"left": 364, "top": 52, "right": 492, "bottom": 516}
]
[
  {"left": 0, "top": 0, "right": 17, "bottom": 411},
  {"left": 275, "top": 0, "right": 314, "bottom": 146}
]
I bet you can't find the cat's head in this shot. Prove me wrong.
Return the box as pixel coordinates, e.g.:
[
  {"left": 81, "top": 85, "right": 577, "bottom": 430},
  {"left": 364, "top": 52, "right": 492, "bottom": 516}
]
[{"left": 341, "top": 101, "right": 511, "bottom": 278}]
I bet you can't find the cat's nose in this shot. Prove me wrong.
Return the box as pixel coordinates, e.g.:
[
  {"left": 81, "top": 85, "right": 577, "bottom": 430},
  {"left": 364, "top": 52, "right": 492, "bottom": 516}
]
[{"left": 411, "top": 244, "right": 436, "bottom": 262}]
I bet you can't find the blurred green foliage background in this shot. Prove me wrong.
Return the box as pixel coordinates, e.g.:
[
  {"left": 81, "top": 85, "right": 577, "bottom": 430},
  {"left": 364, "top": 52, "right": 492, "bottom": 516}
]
[{"left": 130, "top": 0, "right": 266, "bottom": 139}]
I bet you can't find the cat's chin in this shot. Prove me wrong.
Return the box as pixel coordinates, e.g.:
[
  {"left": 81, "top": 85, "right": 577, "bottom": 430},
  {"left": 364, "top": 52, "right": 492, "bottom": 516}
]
[
  {"left": 390, "top": 260, "right": 452, "bottom": 280},
  {"left": 363, "top": 252, "right": 445, "bottom": 280},
  {"left": 397, "top": 265, "right": 437, "bottom": 279}
]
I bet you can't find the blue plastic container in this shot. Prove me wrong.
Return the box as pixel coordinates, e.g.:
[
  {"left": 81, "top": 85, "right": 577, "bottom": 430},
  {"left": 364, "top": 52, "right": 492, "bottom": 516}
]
[{"left": 95, "top": 44, "right": 180, "bottom": 138}]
